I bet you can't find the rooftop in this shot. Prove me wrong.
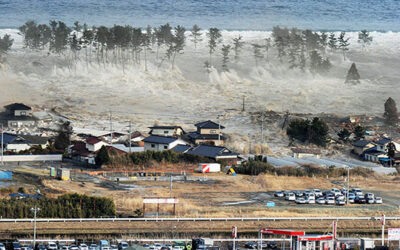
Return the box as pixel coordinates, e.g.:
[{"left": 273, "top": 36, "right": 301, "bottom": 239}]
[
  {"left": 4, "top": 103, "right": 31, "bottom": 111},
  {"left": 195, "top": 120, "right": 225, "bottom": 129},
  {"left": 188, "top": 132, "right": 225, "bottom": 140},
  {"left": 353, "top": 140, "right": 374, "bottom": 147},
  {"left": 142, "top": 135, "right": 179, "bottom": 144},
  {"left": 86, "top": 137, "right": 103, "bottom": 145},
  {"left": 187, "top": 144, "right": 238, "bottom": 159},
  {"left": 171, "top": 144, "right": 191, "bottom": 153},
  {"left": 376, "top": 138, "right": 391, "bottom": 145}
]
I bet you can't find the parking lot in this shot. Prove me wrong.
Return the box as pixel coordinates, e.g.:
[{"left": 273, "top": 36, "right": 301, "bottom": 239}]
[{"left": 273, "top": 188, "right": 383, "bottom": 206}]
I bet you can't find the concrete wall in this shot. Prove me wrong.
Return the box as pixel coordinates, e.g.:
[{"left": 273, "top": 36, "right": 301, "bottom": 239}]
[{"left": 0, "top": 154, "right": 62, "bottom": 162}]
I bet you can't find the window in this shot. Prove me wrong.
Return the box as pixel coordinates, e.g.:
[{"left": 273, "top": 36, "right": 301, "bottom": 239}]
[
  {"left": 21, "top": 111, "right": 26, "bottom": 116},
  {"left": 151, "top": 144, "right": 155, "bottom": 148},
  {"left": 210, "top": 130, "right": 216, "bottom": 134},
  {"left": 164, "top": 145, "right": 168, "bottom": 149}
]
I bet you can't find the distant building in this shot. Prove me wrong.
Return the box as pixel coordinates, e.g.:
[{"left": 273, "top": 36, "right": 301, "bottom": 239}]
[
  {"left": 1, "top": 103, "right": 36, "bottom": 128},
  {"left": 148, "top": 126, "right": 185, "bottom": 137},
  {"left": 85, "top": 137, "right": 108, "bottom": 152},
  {"left": 1, "top": 133, "right": 49, "bottom": 152},
  {"left": 143, "top": 135, "right": 188, "bottom": 152},
  {"left": 291, "top": 148, "right": 321, "bottom": 159},
  {"left": 352, "top": 140, "right": 375, "bottom": 156},
  {"left": 188, "top": 120, "right": 225, "bottom": 146},
  {"left": 186, "top": 144, "right": 239, "bottom": 165},
  {"left": 4, "top": 103, "right": 32, "bottom": 117}
]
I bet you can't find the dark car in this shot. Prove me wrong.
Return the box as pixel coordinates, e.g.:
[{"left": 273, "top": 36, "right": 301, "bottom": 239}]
[
  {"left": 12, "top": 242, "right": 22, "bottom": 250},
  {"left": 244, "top": 242, "right": 256, "bottom": 249},
  {"left": 355, "top": 197, "right": 367, "bottom": 204},
  {"left": 268, "top": 241, "right": 277, "bottom": 249}
]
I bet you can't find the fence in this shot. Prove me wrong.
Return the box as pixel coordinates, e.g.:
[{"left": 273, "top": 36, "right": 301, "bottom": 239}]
[{"left": 0, "top": 154, "right": 62, "bottom": 162}]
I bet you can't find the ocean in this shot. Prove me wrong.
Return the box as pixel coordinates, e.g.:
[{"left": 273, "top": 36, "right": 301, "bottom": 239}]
[{"left": 0, "top": 0, "right": 399, "bottom": 31}]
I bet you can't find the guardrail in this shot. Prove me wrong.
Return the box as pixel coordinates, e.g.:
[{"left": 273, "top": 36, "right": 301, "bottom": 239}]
[{"left": 0, "top": 216, "right": 399, "bottom": 223}]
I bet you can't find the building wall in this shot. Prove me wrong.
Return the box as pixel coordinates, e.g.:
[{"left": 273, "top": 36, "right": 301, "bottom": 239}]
[
  {"left": 151, "top": 128, "right": 183, "bottom": 137},
  {"left": 14, "top": 110, "right": 32, "bottom": 116},
  {"left": 144, "top": 139, "right": 186, "bottom": 152},
  {"left": 6, "top": 144, "right": 31, "bottom": 152},
  {"left": 199, "top": 128, "right": 221, "bottom": 135},
  {"left": 86, "top": 141, "right": 108, "bottom": 152},
  {"left": 195, "top": 139, "right": 224, "bottom": 146},
  {"left": 8, "top": 120, "right": 36, "bottom": 128}
]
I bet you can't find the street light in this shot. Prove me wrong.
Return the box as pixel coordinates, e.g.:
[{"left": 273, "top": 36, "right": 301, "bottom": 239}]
[{"left": 30, "top": 206, "right": 41, "bottom": 247}]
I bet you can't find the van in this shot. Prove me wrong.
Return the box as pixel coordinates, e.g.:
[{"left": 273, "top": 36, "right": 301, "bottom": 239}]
[{"left": 99, "top": 241, "right": 110, "bottom": 250}]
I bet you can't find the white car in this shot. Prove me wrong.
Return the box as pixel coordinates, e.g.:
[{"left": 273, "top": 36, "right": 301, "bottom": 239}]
[
  {"left": 336, "top": 199, "right": 345, "bottom": 206},
  {"left": 307, "top": 197, "right": 316, "bottom": 204},
  {"left": 312, "top": 189, "right": 323, "bottom": 197},
  {"left": 296, "top": 197, "right": 307, "bottom": 204},
  {"left": 336, "top": 195, "right": 345, "bottom": 201},
  {"left": 153, "top": 243, "right": 163, "bottom": 250},
  {"left": 0, "top": 243, "right": 5, "bottom": 250},
  {"left": 285, "top": 193, "right": 296, "bottom": 201},
  {"left": 316, "top": 198, "right": 326, "bottom": 204},
  {"left": 365, "top": 193, "right": 374, "bottom": 199},
  {"left": 331, "top": 188, "right": 341, "bottom": 196},
  {"left": 48, "top": 243, "right": 58, "bottom": 250},
  {"left": 351, "top": 188, "right": 363, "bottom": 196},
  {"left": 375, "top": 197, "right": 383, "bottom": 204},
  {"left": 326, "top": 197, "right": 335, "bottom": 205},
  {"left": 79, "top": 245, "right": 89, "bottom": 250}
]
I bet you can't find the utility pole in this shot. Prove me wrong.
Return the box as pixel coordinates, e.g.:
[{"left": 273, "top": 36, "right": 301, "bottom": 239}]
[
  {"left": 170, "top": 175, "right": 173, "bottom": 198},
  {"left": 261, "top": 111, "right": 265, "bottom": 144},
  {"left": 30, "top": 206, "right": 40, "bottom": 247},
  {"left": 109, "top": 111, "right": 113, "bottom": 144},
  {"left": 242, "top": 96, "right": 245, "bottom": 112},
  {"left": 346, "top": 167, "right": 350, "bottom": 205},
  {"left": 217, "top": 115, "right": 222, "bottom": 145},
  {"left": 128, "top": 121, "right": 132, "bottom": 153},
  {"left": 1, "top": 124, "right": 3, "bottom": 165}
]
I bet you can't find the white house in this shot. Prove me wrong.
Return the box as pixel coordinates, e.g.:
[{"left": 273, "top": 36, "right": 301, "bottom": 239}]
[
  {"left": 3, "top": 133, "right": 49, "bottom": 152},
  {"left": 143, "top": 135, "right": 188, "bottom": 152},
  {"left": 85, "top": 137, "right": 108, "bottom": 152},
  {"left": 148, "top": 126, "right": 185, "bottom": 137}
]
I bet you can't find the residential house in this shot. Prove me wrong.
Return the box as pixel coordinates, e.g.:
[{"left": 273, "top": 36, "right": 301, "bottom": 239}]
[
  {"left": 1, "top": 103, "right": 36, "bottom": 128},
  {"left": 148, "top": 126, "right": 185, "bottom": 137},
  {"left": 291, "top": 148, "right": 321, "bottom": 159},
  {"left": 85, "top": 137, "right": 109, "bottom": 152},
  {"left": 352, "top": 140, "right": 375, "bottom": 156},
  {"left": 1, "top": 133, "right": 49, "bottom": 152},
  {"left": 362, "top": 146, "right": 388, "bottom": 163},
  {"left": 128, "top": 131, "right": 148, "bottom": 147},
  {"left": 186, "top": 144, "right": 240, "bottom": 165},
  {"left": 70, "top": 141, "right": 96, "bottom": 164},
  {"left": 143, "top": 135, "right": 187, "bottom": 152},
  {"left": 188, "top": 120, "right": 225, "bottom": 146},
  {"left": 4, "top": 103, "right": 32, "bottom": 117},
  {"left": 375, "top": 138, "right": 400, "bottom": 153},
  {"left": 171, "top": 144, "right": 191, "bottom": 153}
]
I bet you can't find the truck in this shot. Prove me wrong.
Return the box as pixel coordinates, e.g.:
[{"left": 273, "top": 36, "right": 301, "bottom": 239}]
[{"left": 199, "top": 163, "right": 221, "bottom": 173}]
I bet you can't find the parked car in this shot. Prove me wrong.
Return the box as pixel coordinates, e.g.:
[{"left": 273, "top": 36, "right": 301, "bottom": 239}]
[
  {"left": 162, "top": 244, "right": 172, "bottom": 250},
  {"left": 294, "top": 190, "right": 303, "bottom": 197},
  {"left": 268, "top": 241, "right": 277, "bottom": 249},
  {"left": 22, "top": 245, "right": 32, "bottom": 250},
  {"left": 48, "top": 243, "right": 58, "bottom": 250},
  {"left": 355, "top": 197, "right": 367, "bottom": 204},
  {"left": 285, "top": 193, "right": 296, "bottom": 201},
  {"left": 257, "top": 242, "right": 267, "bottom": 249},
  {"left": 0, "top": 243, "right": 5, "bottom": 250},
  {"left": 153, "top": 243, "right": 163, "bottom": 250},
  {"left": 316, "top": 198, "right": 326, "bottom": 204},
  {"left": 367, "top": 198, "right": 375, "bottom": 204},
  {"left": 69, "top": 245, "right": 79, "bottom": 250},
  {"left": 351, "top": 188, "right": 363, "bottom": 196},
  {"left": 312, "top": 189, "right": 323, "bottom": 197},
  {"left": 348, "top": 197, "right": 355, "bottom": 203},
  {"left": 336, "top": 199, "right": 345, "bottom": 206},
  {"left": 375, "top": 197, "right": 383, "bottom": 204},
  {"left": 331, "top": 188, "right": 341, "bottom": 196},
  {"left": 244, "top": 242, "right": 256, "bottom": 249},
  {"left": 118, "top": 242, "right": 129, "bottom": 250},
  {"left": 307, "top": 197, "right": 316, "bottom": 204},
  {"left": 12, "top": 242, "right": 22, "bottom": 250},
  {"left": 89, "top": 244, "right": 98, "bottom": 250},
  {"left": 365, "top": 193, "right": 374, "bottom": 199},
  {"left": 110, "top": 245, "right": 118, "bottom": 250},
  {"left": 61, "top": 246, "right": 69, "bottom": 250},
  {"left": 79, "top": 244, "right": 89, "bottom": 250},
  {"left": 336, "top": 195, "right": 345, "bottom": 201},
  {"left": 274, "top": 191, "right": 284, "bottom": 197},
  {"left": 326, "top": 197, "right": 335, "bottom": 205},
  {"left": 296, "top": 197, "right": 307, "bottom": 204},
  {"left": 348, "top": 192, "right": 356, "bottom": 199},
  {"left": 142, "top": 244, "right": 150, "bottom": 249},
  {"left": 37, "top": 245, "right": 46, "bottom": 250}
]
